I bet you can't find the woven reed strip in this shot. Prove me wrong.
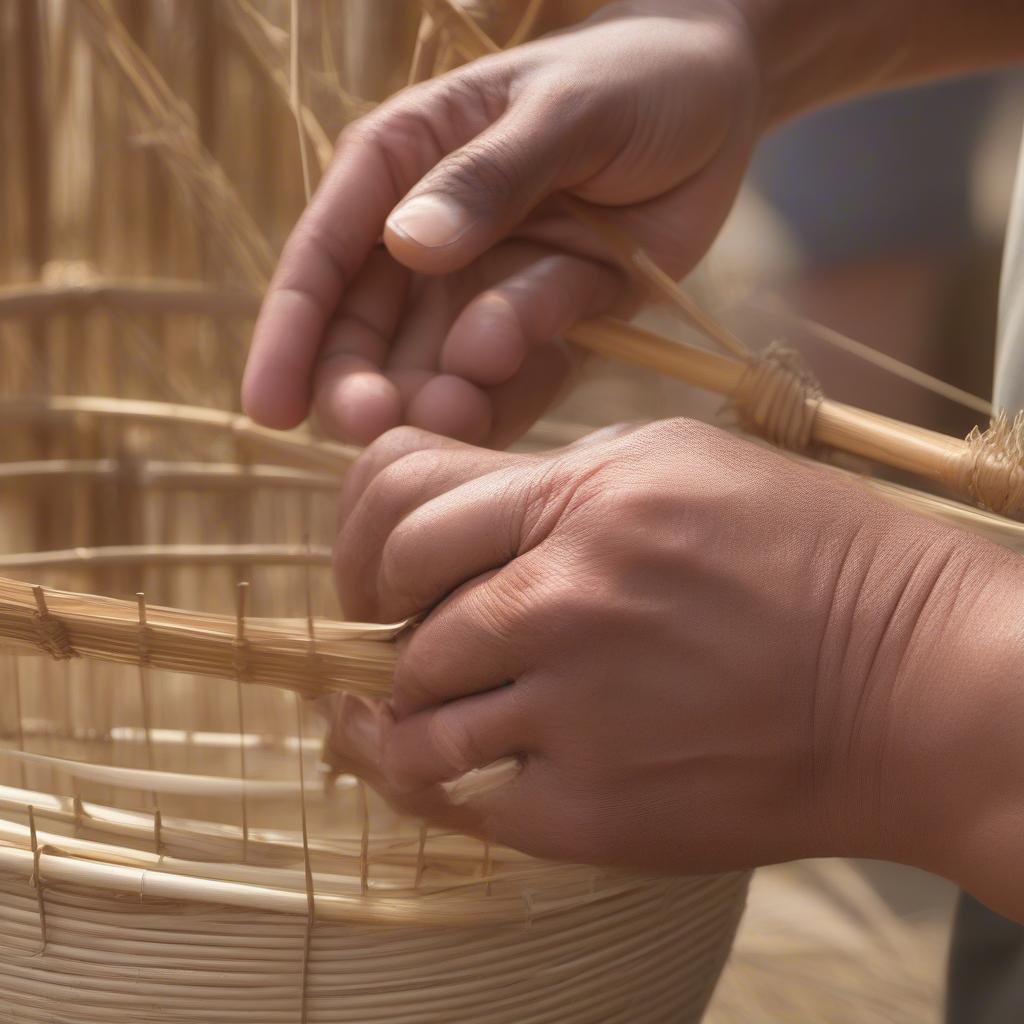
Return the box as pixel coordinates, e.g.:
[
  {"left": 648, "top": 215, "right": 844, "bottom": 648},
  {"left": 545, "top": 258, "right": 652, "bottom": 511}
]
[
  {"left": 0, "top": 578, "right": 398, "bottom": 699},
  {"left": 0, "top": 396, "right": 356, "bottom": 472},
  {"left": 0, "top": 544, "right": 332, "bottom": 571},
  {"left": 0, "top": 278, "right": 258, "bottom": 319},
  {"left": 0, "top": 782, "right": 546, "bottom": 878},
  {"left": 0, "top": 460, "right": 337, "bottom": 492},
  {"left": 0, "top": 811, "right": 551, "bottom": 897},
  {"left": 0, "top": 829, "right": 725, "bottom": 928},
  {"left": 0, "top": 868, "right": 741, "bottom": 954}
]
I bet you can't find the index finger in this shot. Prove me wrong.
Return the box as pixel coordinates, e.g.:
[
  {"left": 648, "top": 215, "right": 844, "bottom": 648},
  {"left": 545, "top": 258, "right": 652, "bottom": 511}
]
[
  {"left": 241, "top": 126, "right": 411, "bottom": 429},
  {"left": 241, "top": 79, "right": 492, "bottom": 429}
]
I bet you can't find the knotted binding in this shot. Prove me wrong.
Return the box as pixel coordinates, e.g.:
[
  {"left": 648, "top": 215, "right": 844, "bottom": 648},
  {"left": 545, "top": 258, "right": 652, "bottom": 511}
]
[
  {"left": 732, "top": 343, "right": 824, "bottom": 452},
  {"left": 953, "top": 413, "right": 1024, "bottom": 522}
]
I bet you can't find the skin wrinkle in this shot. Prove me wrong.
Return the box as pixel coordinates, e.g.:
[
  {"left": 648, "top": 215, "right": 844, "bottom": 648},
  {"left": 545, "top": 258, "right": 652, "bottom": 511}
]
[
  {"left": 873, "top": 549, "right": 968, "bottom": 855},
  {"left": 278, "top": 225, "right": 350, "bottom": 301},
  {"left": 514, "top": 457, "right": 608, "bottom": 553},
  {"left": 806, "top": 519, "right": 862, "bottom": 849},
  {"left": 856, "top": 543, "right": 949, "bottom": 855},
  {"left": 374, "top": 466, "right": 509, "bottom": 612},
  {"left": 320, "top": 308, "right": 393, "bottom": 364},
  {"left": 885, "top": 547, "right": 1019, "bottom": 877},
  {"left": 841, "top": 531, "right": 906, "bottom": 809},
  {"left": 837, "top": 529, "right": 933, "bottom": 855}
]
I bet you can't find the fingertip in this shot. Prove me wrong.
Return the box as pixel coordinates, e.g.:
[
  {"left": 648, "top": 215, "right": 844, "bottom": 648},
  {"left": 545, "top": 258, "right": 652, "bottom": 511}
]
[
  {"left": 314, "top": 357, "right": 403, "bottom": 446},
  {"left": 240, "top": 357, "right": 309, "bottom": 430},
  {"left": 244, "top": 290, "right": 329, "bottom": 428},
  {"left": 486, "top": 340, "right": 575, "bottom": 449},
  {"left": 406, "top": 375, "right": 492, "bottom": 445},
  {"left": 442, "top": 292, "right": 527, "bottom": 387}
]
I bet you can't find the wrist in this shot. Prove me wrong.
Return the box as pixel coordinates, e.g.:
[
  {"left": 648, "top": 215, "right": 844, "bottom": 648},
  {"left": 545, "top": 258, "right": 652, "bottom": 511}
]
[
  {"left": 878, "top": 530, "right": 1024, "bottom": 917},
  {"left": 729, "top": 0, "right": 1024, "bottom": 127},
  {"left": 726, "top": 0, "right": 910, "bottom": 125}
]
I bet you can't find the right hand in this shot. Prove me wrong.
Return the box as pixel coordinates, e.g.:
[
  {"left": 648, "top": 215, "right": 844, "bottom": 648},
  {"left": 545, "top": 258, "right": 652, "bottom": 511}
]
[{"left": 242, "top": 0, "right": 765, "bottom": 448}]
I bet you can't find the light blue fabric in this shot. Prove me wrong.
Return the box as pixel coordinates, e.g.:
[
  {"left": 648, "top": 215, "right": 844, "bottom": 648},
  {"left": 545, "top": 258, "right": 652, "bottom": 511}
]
[{"left": 993, "top": 130, "right": 1024, "bottom": 413}]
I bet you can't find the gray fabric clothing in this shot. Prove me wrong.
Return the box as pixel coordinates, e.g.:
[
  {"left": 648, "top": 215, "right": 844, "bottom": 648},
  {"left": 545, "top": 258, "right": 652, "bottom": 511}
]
[
  {"left": 946, "top": 133, "right": 1024, "bottom": 1024},
  {"left": 947, "top": 893, "right": 1024, "bottom": 1023}
]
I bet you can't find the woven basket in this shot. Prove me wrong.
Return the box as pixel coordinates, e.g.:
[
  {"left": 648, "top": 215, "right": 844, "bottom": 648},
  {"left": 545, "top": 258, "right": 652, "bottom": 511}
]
[{"left": 0, "top": 3, "right": 749, "bottom": 1020}]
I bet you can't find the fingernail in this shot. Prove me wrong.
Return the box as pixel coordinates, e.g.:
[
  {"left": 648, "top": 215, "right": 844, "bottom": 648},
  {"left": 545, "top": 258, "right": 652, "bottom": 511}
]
[{"left": 387, "top": 194, "right": 473, "bottom": 249}]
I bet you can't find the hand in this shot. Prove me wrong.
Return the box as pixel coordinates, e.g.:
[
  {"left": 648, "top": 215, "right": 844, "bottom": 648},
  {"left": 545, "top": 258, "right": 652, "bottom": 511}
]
[
  {"left": 243, "top": 1, "right": 763, "bottom": 447},
  {"left": 323, "top": 419, "right": 1013, "bottom": 880}
]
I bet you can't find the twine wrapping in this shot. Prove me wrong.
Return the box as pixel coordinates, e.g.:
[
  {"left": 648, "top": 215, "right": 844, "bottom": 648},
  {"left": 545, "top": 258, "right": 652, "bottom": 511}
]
[{"left": 732, "top": 344, "right": 824, "bottom": 452}]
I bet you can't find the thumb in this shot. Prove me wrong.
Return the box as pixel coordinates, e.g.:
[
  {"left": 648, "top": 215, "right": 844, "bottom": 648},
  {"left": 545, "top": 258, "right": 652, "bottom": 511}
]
[{"left": 383, "top": 94, "right": 580, "bottom": 275}]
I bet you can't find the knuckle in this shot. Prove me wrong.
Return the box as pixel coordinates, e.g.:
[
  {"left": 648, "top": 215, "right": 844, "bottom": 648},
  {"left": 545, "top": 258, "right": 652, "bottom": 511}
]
[
  {"left": 361, "top": 426, "right": 441, "bottom": 476},
  {"left": 337, "top": 107, "right": 415, "bottom": 156},
  {"left": 360, "top": 449, "right": 440, "bottom": 521},
  {"left": 532, "top": 573, "right": 617, "bottom": 641},
  {"left": 478, "top": 560, "right": 543, "bottom": 635},
  {"left": 528, "top": 77, "right": 593, "bottom": 122},
  {"left": 435, "top": 64, "right": 511, "bottom": 132},
  {"left": 427, "top": 712, "right": 481, "bottom": 778},
  {"left": 668, "top": 415, "right": 717, "bottom": 445},
  {"left": 377, "top": 522, "right": 427, "bottom": 608},
  {"left": 279, "top": 219, "right": 351, "bottom": 296},
  {"left": 391, "top": 649, "right": 441, "bottom": 714},
  {"left": 451, "top": 138, "right": 525, "bottom": 201},
  {"left": 378, "top": 729, "right": 418, "bottom": 795}
]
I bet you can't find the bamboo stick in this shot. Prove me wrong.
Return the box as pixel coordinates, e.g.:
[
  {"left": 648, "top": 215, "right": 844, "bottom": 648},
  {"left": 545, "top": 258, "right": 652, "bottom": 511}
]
[{"left": 568, "top": 318, "right": 1022, "bottom": 517}]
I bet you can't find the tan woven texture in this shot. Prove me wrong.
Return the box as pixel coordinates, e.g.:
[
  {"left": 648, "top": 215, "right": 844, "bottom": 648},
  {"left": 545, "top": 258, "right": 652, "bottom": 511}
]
[{"left": 0, "top": 3, "right": 750, "bottom": 1021}]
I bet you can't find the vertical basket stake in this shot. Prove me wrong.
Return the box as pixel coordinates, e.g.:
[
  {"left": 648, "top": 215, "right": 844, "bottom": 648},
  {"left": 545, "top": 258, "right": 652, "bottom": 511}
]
[
  {"left": 234, "top": 581, "right": 250, "bottom": 861},
  {"left": 136, "top": 592, "right": 159, "bottom": 813}
]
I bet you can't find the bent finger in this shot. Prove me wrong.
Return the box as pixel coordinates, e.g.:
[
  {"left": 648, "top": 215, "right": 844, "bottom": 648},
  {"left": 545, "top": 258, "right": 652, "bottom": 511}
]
[
  {"left": 311, "top": 249, "right": 410, "bottom": 444},
  {"left": 442, "top": 252, "right": 622, "bottom": 388},
  {"left": 383, "top": 684, "right": 532, "bottom": 792},
  {"left": 242, "top": 76, "right": 503, "bottom": 430}
]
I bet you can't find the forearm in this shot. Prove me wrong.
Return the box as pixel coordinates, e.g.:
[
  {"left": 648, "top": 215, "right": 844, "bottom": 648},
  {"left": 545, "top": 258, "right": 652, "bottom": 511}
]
[{"left": 735, "top": 0, "right": 1024, "bottom": 125}]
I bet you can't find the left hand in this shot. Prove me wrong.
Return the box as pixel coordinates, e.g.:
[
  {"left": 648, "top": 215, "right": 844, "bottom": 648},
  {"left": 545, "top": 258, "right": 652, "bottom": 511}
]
[
  {"left": 324, "top": 419, "right": 992, "bottom": 876},
  {"left": 242, "top": 2, "right": 765, "bottom": 448}
]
